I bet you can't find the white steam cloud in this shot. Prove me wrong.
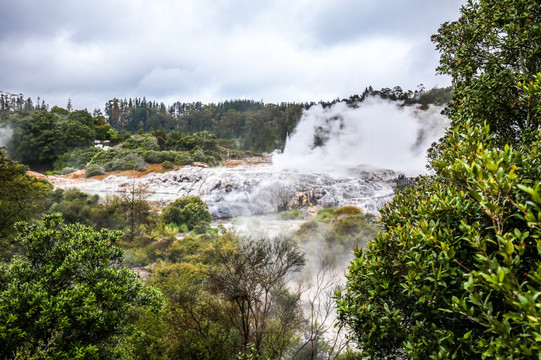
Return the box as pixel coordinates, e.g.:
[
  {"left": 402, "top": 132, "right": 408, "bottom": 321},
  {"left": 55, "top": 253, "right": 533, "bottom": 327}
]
[
  {"left": 273, "top": 98, "right": 449, "bottom": 175},
  {"left": 0, "top": 127, "right": 12, "bottom": 149}
]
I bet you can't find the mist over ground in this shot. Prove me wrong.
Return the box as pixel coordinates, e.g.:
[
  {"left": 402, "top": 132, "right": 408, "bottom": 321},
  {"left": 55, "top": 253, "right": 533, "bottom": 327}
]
[{"left": 273, "top": 97, "right": 448, "bottom": 175}]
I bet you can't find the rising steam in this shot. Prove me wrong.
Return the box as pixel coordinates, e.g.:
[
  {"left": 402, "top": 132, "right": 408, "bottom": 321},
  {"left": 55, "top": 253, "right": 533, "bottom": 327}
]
[
  {"left": 273, "top": 97, "right": 449, "bottom": 175},
  {"left": 0, "top": 127, "right": 12, "bottom": 149}
]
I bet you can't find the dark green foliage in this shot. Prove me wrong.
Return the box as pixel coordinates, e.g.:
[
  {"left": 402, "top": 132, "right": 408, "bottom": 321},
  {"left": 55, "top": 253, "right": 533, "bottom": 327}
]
[
  {"left": 88, "top": 148, "right": 147, "bottom": 172},
  {"left": 50, "top": 106, "right": 69, "bottom": 115},
  {"left": 432, "top": 0, "right": 541, "bottom": 145},
  {"left": 135, "top": 262, "right": 238, "bottom": 360},
  {"left": 0, "top": 149, "right": 50, "bottom": 244},
  {"left": 122, "top": 134, "right": 160, "bottom": 151},
  {"left": 174, "top": 151, "right": 193, "bottom": 165},
  {"left": 94, "top": 114, "right": 119, "bottom": 142},
  {"left": 162, "top": 160, "right": 174, "bottom": 169},
  {"left": 7, "top": 111, "right": 65, "bottom": 166},
  {"left": 0, "top": 214, "right": 163, "bottom": 359},
  {"left": 53, "top": 146, "right": 101, "bottom": 172},
  {"left": 6, "top": 109, "right": 96, "bottom": 168},
  {"left": 45, "top": 188, "right": 127, "bottom": 232},
  {"left": 87, "top": 131, "right": 224, "bottom": 172},
  {"left": 122, "top": 232, "right": 244, "bottom": 360},
  {"left": 142, "top": 150, "right": 177, "bottom": 164},
  {"left": 103, "top": 86, "right": 450, "bottom": 154},
  {"left": 162, "top": 196, "right": 212, "bottom": 231},
  {"left": 85, "top": 163, "right": 106, "bottom": 177},
  {"left": 48, "top": 188, "right": 99, "bottom": 225},
  {"left": 64, "top": 110, "right": 96, "bottom": 148},
  {"left": 337, "top": 124, "right": 541, "bottom": 359},
  {"left": 337, "top": 3, "right": 541, "bottom": 358}
]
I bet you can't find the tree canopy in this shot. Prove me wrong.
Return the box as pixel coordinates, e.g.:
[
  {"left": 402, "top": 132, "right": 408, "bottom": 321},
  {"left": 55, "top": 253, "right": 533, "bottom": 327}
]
[
  {"left": 432, "top": 0, "right": 541, "bottom": 144},
  {"left": 0, "top": 148, "right": 50, "bottom": 246},
  {"left": 337, "top": 123, "right": 541, "bottom": 358},
  {"left": 6, "top": 109, "right": 96, "bottom": 168},
  {"left": 338, "top": 0, "right": 541, "bottom": 358},
  {"left": 0, "top": 214, "right": 163, "bottom": 359},
  {"left": 162, "top": 195, "right": 212, "bottom": 231}
]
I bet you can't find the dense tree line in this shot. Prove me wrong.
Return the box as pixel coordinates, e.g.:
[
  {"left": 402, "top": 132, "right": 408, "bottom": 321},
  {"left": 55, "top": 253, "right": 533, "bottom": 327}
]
[
  {"left": 102, "top": 86, "right": 451, "bottom": 153},
  {"left": 0, "top": 107, "right": 118, "bottom": 170},
  {"left": 0, "top": 91, "right": 48, "bottom": 119},
  {"left": 0, "top": 83, "right": 452, "bottom": 173}
]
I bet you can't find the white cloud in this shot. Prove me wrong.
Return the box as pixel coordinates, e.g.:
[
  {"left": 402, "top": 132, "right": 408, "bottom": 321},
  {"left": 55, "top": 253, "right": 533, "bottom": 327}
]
[{"left": 0, "top": 0, "right": 466, "bottom": 110}]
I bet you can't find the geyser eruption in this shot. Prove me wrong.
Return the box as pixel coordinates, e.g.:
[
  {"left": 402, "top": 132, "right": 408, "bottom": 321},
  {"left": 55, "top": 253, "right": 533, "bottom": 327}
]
[
  {"left": 50, "top": 98, "right": 449, "bottom": 218},
  {"left": 273, "top": 98, "right": 449, "bottom": 175}
]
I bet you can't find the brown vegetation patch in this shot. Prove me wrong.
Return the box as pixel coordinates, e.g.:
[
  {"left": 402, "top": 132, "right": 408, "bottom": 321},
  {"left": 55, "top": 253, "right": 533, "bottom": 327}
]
[
  {"left": 225, "top": 156, "right": 271, "bottom": 167},
  {"left": 26, "top": 171, "right": 49, "bottom": 180},
  {"left": 90, "top": 163, "right": 181, "bottom": 179}
]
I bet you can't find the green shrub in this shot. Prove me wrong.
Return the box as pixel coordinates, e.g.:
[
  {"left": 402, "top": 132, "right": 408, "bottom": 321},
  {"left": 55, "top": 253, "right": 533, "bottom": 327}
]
[
  {"left": 162, "top": 160, "right": 174, "bottom": 169},
  {"left": 142, "top": 150, "right": 163, "bottom": 163},
  {"left": 110, "top": 153, "right": 147, "bottom": 171},
  {"left": 334, "top": 206, "right": 362, "bottom": 218},
  {"left": 85, "top": 164, "right": 106, "bottom": 178},
  {"left": 314, "top": 208, "right": 335, "bottom": 223},
  {"left": 122, "top": 134, "right": 160, "bottom": 151},
  {"left": 276, "top": 210, "right": 303, "bottom": 220},
  {"left": 326, "top": 214, "right": 379, "bottom": 247},
  {"left": 337, "top": 124, "right": 541, "bottom": 359},
  {"left": 174, "top": 152, "right": 193, "bottom": 165},
  {"left": 89, "top": 148, "right": 148, "bottom": 172},
  {"left": 191, "top": 148, "right": 207, "bottom": 162},
  {"left": 177, "top": 223, "right": 189, "bottom": 233},
  {"left": 53, "top": 146, "right": 101, "bottom": 172},
  {"left": 143, "top": 151, "right": 177, "bottom": 164},
  {"left": 0, "top": 214, "right": 163, "bottom": 359},
  {"left": 162, "top": 196, "right": 212, "bottom": 231},
  {"left": 162, "top": 151, "right": 178, "bottom": 163},
  {"left": 123, "top": 247, "right": 149, "bottom": 267},
  {"left": 294, "top": 220, "right": 322, "bottom": 243}
]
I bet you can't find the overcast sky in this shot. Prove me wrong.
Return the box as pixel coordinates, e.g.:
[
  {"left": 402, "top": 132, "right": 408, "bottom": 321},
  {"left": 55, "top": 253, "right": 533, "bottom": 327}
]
[{"left": 0, "top": 0, "right": 465, "bottom": 112}]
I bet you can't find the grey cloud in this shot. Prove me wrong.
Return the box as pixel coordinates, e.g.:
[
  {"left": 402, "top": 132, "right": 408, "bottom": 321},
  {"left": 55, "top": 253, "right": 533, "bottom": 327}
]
[
  {"left": 0, "top": 0, "right": 467, "bottom": 111},
  {"left": 1, "top": 1, "right": 108, "bottom": 41},
  {"left": 306, "top": 0, "right": 464, "bottom": 47}
]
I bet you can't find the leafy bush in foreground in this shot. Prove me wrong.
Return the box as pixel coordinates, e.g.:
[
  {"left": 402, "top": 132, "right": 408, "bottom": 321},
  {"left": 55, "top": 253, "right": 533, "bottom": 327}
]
[
  {"left": 0, "top": 214, "right": 163, "bottom": 359},
  {"left": 337, "top": 124, "right": 541, "bottom": 359}
]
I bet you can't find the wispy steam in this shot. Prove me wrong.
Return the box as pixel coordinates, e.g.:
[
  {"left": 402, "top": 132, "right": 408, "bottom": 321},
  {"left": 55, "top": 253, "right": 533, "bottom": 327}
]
[
  {"left": 273, "top": 97, "right": 449, "bottom": 175},
  {"left": 0, "top": 127, "right": 12, "bottom": 149}
]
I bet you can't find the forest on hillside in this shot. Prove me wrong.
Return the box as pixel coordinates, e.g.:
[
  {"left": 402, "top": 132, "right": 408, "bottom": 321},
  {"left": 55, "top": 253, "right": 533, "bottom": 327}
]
[{"left": 1, "top": 85, "right": 451, "bottom": 163}]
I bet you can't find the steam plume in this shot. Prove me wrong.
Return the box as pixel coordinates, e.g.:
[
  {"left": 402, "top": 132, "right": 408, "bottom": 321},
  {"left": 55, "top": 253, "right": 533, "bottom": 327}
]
[
  {"left": 0, "top": 127, "right": 12, "bottom": 149},
  {"left": 273, "top": 97, "right": 448, "bottom": 175}
]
